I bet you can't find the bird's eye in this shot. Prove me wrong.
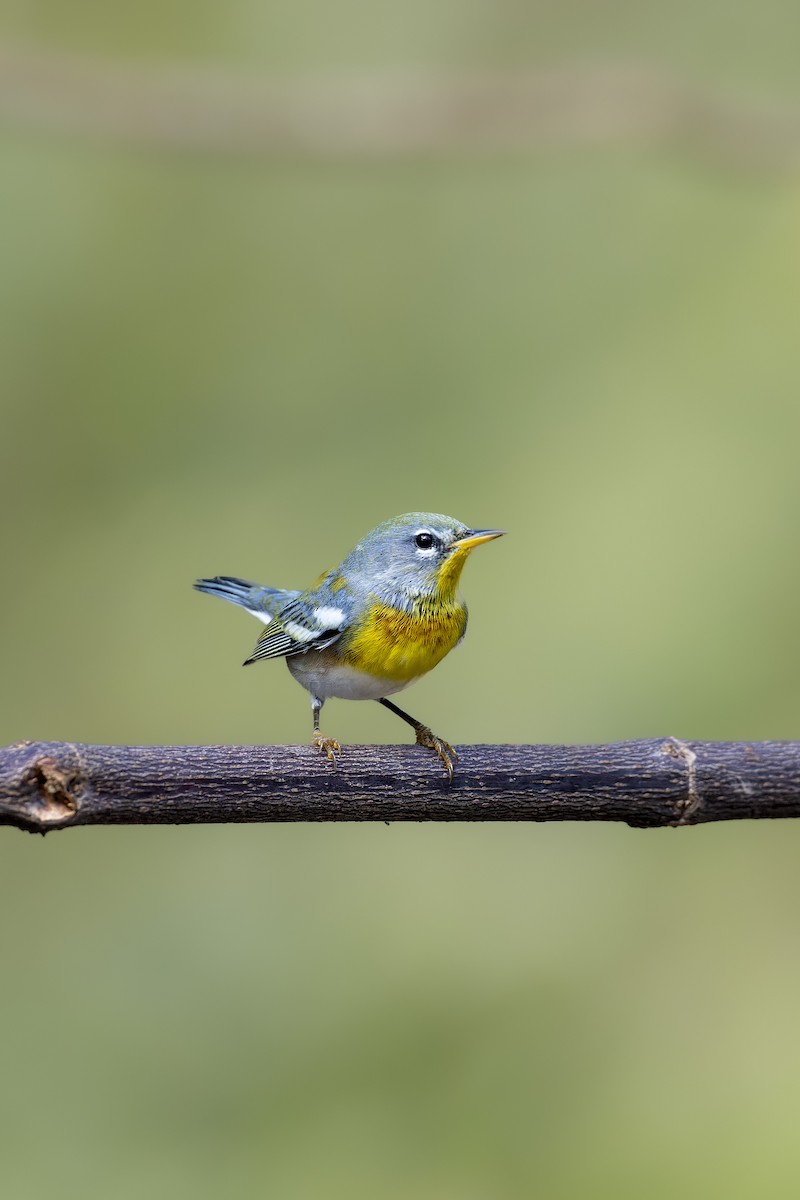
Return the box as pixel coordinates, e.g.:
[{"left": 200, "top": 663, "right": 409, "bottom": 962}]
[{"left": 415, "top": 532, "right": 435, "bottom": 550}]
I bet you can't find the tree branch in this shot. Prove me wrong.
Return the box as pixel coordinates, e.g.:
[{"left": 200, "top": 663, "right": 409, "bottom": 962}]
[
  {"left": 2, "top": 44, "right": 800, "bottom": 167},
  {"left": 2, "top": 739, "right": 799, "bottom": 834}
]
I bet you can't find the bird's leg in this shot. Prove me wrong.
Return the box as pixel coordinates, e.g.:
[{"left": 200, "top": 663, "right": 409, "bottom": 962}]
[
  {"left": 311, "top": 695, "right": 340, "bottom": 764},
  {"left": 378, "top": 697, "right": 458, "bottom": 781}
]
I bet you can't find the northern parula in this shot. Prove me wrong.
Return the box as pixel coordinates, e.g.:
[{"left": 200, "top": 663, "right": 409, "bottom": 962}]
[{"left": 194, "top": 512, "right": 504, "bottom": 777}]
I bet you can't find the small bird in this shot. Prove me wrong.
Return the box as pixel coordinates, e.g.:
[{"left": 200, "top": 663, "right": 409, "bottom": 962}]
[{"left": 194, "top": 512, "right": 504, "bottom": 778}]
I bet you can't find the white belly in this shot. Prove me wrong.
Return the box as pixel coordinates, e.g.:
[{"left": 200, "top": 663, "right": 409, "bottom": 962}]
[{"left": 286, "top": 653, "right": 414, "bottom": 701}]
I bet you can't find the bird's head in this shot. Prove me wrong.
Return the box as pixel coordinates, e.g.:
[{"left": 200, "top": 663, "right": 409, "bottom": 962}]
[{"left": 347, "top": 512, "right": 504, "bottom": 603}]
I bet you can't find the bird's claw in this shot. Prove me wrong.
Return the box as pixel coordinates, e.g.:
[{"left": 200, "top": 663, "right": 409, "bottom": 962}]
[
  {"left": 415, "top": 725, "right": 458, "bottom": 781},
  {"left": 312, "top": 734, "right": 341, "bottom": 765}
]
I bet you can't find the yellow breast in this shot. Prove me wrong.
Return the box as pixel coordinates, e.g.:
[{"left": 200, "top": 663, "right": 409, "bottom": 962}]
[{"left": 341, "top": 600, "right": 467, "bottom": 683}]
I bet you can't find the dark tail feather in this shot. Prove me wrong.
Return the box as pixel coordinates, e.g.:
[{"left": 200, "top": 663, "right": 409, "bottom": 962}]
[
  {"left": 194, "top": 576, "right": 295, "bottom": 618},
  {"left": 194, "top": 575, "right": 259, "bottom": 604}
]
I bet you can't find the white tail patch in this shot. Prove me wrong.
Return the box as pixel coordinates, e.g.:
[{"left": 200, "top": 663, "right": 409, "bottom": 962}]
[{"left": 246, "top": 608, "right": 273, "bottom": 624}]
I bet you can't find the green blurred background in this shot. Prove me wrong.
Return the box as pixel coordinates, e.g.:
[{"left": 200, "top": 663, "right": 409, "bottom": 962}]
[{"left": 3, "top": 4, "right": 800, "bottom": 1197}]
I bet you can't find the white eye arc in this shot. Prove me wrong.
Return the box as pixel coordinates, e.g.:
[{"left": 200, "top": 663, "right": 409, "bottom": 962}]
[{"left": 414, "top": 530, "right": 436, "bottom": 555}]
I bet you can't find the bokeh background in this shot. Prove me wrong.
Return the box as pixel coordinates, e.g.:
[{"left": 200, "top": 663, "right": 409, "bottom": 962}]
[{"left": 3, "top": 5, "right": 800, "bottom": 1197}]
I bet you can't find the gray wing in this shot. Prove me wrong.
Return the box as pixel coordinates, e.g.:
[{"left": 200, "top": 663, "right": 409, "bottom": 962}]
[{"left": 243, "top": 593, "right": 347, "bottom": 664}]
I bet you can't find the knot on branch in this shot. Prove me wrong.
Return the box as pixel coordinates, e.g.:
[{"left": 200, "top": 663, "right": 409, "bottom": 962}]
[
  {"left": 1, "top": 742, "right": 86, "bottom": 833},
  {"left": 660, "top": 737, "right": 700, "bottom": 825},
  {"left": 25, "top": 758, "right": 82, "bottom": 823}
]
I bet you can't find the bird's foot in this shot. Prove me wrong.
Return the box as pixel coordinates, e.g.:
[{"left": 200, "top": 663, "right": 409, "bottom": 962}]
[
  {"left": 414, "top": 725, "right": 458, "bottom": 781},
  {"left": 312, "top": 734, "right": 341, "bottom": 765}
]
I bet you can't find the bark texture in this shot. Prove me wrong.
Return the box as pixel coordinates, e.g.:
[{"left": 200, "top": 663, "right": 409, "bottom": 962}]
[{"left": 2, "top": 739, "right": 800, "bottom": 834}]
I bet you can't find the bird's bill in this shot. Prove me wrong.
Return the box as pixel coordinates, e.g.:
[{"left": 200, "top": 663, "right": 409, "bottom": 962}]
[{"left": 448, "top": 529, "right": 505, "bottom": 551}]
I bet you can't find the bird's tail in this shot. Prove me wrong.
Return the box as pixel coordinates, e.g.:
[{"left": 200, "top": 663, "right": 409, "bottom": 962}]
[{"left": 194, "top": 575, "right": 298, "bottom": 622}]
